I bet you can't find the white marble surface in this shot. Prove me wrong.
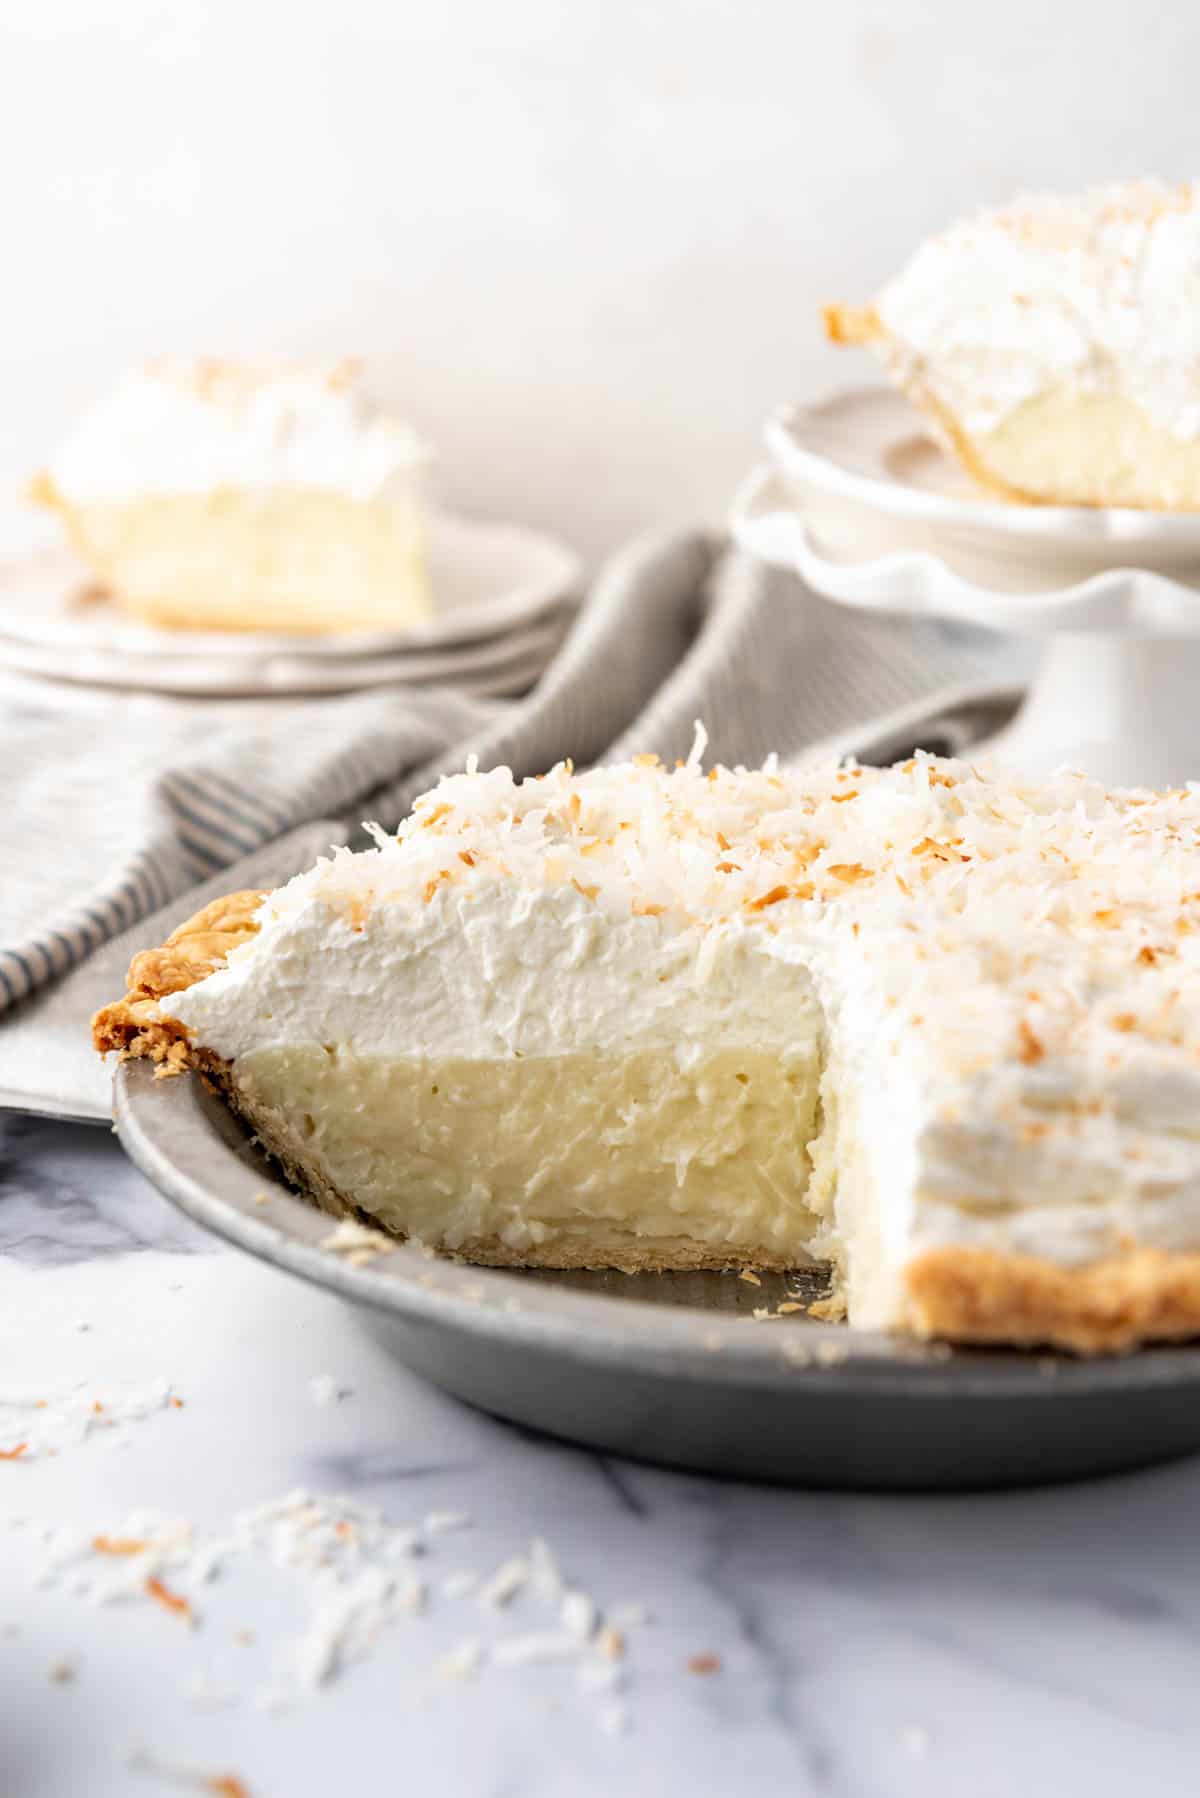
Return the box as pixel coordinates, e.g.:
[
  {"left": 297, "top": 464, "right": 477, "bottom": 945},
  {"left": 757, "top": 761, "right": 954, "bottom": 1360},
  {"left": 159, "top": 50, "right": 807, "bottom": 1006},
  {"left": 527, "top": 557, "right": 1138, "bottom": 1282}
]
[{"left": 5, "top": 1109, "right": 1200, "bottom": 1798}]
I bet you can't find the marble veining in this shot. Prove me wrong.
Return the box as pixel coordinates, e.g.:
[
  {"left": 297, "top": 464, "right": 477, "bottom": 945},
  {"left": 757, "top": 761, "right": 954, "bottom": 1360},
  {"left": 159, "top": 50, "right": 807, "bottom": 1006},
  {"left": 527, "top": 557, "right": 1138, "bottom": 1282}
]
[
  {"left": 3, "top": 1113, "right": 1200, "bottom": 1797},
  {"left": 0, "top": 1114, "right": 211, "bottom": 1266}
]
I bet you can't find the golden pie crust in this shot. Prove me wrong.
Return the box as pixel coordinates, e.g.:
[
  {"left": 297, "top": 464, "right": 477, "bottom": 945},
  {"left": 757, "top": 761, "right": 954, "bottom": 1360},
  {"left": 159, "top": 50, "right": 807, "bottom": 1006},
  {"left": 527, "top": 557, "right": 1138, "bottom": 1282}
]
[
  {"left": 93, "top": 890, "right": 1200, "bottom": 1352},
  {"left": 92, "top": 889, "right": 267, "bottom": 1074}
]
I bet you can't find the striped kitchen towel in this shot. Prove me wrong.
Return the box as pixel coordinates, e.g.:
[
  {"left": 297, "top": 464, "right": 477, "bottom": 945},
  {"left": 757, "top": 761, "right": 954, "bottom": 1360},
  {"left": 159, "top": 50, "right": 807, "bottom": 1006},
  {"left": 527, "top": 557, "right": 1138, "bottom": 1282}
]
[{"left": 0, "top": 529, "right": 1026, "bottom": 1021}]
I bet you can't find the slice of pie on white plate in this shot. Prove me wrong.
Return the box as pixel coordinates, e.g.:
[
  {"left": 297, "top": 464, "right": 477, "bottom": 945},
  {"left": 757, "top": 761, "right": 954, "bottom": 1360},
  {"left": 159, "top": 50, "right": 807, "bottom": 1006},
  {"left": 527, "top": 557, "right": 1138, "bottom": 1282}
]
[
  {"left": 94, "top": 740, "right": 1200, "bottom": 1353},
  {"left": 826, "top": 178, "right": 1200, "bottom": 510},
  {"left": 29, "top": 357, "right": 431, "bottom": 634}
]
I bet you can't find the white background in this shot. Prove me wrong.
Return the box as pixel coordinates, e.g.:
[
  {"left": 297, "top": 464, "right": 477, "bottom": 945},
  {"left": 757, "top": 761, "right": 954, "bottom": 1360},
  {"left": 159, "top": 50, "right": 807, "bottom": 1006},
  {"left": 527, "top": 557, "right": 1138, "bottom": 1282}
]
[{"left": 1, "top": 0, "right": 1193, "bottom": 561}]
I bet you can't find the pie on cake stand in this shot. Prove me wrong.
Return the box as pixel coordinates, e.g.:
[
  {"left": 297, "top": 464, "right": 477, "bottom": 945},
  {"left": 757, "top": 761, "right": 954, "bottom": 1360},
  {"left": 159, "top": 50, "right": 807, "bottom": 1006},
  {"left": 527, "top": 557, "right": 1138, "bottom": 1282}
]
[{"left": 732, "top": 387, "right": 1200, "bottom": 789}]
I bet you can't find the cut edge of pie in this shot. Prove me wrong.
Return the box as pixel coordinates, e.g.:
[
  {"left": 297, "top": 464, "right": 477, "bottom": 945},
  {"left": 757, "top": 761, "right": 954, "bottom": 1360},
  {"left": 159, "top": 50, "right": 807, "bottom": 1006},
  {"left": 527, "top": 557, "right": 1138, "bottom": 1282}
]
[{"left": 93, "top": 890, "right": 1200, "bottom": 1355}]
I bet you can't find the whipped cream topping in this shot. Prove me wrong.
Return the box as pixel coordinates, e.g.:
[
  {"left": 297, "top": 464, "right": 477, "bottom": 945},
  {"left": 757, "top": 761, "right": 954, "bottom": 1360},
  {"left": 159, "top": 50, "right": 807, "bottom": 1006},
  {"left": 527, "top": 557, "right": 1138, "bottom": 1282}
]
[
  {"left": 164, "top": 742, "right": 1200, "bottom": 1289},
  {"left": 874, "top": 179, "right": 1200, "bottom": 438},
  {"left": 47, "top": 358, "right": 427, "bottom": 503}
]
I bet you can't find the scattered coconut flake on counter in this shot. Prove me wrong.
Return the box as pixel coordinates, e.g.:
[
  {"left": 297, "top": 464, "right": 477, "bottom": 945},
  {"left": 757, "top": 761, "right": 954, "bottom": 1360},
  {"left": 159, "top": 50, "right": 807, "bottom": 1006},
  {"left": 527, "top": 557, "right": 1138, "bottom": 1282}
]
[
  {"left": 578, "top": 1657, "right": 624, "bottom": 1694},
  {"left": 280, "top": 1562, "right": 426, "bottom": 1697},
  {"left": 124, "top": 1742, "right": 252, "bottom": 1795},
  {"left": 562, "top": 1590, "right": 596, "bottom": 1641},
  {"left": 492, "top": 1631, "right": 582, "bottom": 1667},
  {"left": 528, "top": 1536, "right": 564, "bottom": 1601},
  {"left": 687, "top": 1652, "right": 722, "bottom": 1676},
  {"left": 478, "top": 1557, "right": 529, "bottom": 1609},
  {"left": 23, "top": 1490, "right": 644, "bottom": 1728},
  {"left": 434, "top": 1637, "right": 484, "bottom": 1682},
  {"left": 595, "top": 1624, "right": 626, "bottom": 1661},
  {"left": 0, "top": 1379, "right": 181, "bottom": 1460}
]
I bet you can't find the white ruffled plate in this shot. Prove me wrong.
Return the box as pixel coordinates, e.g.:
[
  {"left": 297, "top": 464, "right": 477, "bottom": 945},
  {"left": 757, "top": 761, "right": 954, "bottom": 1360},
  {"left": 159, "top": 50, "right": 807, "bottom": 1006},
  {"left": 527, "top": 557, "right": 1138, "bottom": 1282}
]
[
  {"left": 732, "top": 389, "right": 1200, "bottom": 786},
  {"left": 733, "top": 463, "right": 1200, "bottom": 636},
  {"left": 768, "top": 388, "right": 1200, "bottom": 582},
  {"left": 0, "top": 505, "right": 580, "bottom": 694}
]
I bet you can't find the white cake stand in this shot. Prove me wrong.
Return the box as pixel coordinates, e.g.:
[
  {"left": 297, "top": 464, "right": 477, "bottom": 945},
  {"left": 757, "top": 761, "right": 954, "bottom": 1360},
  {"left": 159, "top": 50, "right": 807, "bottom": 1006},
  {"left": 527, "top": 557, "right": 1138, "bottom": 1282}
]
[{"left": 732, "top": 388, "right": 1200, "bottom": 787}]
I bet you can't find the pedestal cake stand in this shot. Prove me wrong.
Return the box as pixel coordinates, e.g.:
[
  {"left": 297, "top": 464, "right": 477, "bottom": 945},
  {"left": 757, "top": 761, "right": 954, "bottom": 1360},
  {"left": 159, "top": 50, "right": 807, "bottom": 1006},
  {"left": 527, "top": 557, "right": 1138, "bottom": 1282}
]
[{"left": 733, "top": 387, "right": 1200, "bottom": 787}]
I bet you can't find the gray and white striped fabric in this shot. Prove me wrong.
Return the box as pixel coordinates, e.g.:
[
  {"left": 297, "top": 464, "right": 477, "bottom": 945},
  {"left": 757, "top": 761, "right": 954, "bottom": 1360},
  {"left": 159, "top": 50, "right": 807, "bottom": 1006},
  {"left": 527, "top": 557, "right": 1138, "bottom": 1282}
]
[{"left": 0, "top": 529, "right": 1026, "bottom": 1020}]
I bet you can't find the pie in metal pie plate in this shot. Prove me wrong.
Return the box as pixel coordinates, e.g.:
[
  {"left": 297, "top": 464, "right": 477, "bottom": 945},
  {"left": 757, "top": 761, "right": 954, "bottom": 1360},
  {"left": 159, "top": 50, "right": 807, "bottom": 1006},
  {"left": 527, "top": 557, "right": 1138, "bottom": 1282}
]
[{"left": 114, "top": 1058, "right": 1200, "bottom": 1490}]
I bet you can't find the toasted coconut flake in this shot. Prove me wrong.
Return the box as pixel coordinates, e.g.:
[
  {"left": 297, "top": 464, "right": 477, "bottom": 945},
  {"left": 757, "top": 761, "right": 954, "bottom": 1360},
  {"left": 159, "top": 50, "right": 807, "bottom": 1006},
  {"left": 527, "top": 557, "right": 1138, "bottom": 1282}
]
[
  {"left": 145, "top": 1575, "right": 194, "bottom": 1623},
  {"left": 686, "top": 1652, "right": 722, "bottom": 1675}
]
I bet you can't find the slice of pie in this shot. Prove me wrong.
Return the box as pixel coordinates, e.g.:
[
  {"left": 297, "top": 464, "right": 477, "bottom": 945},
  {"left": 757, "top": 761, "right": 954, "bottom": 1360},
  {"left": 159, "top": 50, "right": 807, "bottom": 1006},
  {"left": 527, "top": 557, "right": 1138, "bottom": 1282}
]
[
  {"left": 94, "top": 746, "right": 1200, "bottom": 1352},
  {"left": 29, "top": 358, "right": 431, "bottom": 634},
  {"left": 825, "top": 178, "right": 1200, "bottom": 509}
]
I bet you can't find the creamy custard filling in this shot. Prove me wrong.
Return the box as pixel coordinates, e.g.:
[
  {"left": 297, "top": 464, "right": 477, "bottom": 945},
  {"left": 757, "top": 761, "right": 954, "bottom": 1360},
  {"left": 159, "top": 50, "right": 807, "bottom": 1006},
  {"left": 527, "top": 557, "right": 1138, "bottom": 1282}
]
[
  {"left": 57, "top": 488, "right": 429, "bottom": 633},
  {"left": 967, "top": 387, "right": 1200, "bottom": 511},
  {"left": 229, "top": 1044, "right": 824, "bottom": 1266}
]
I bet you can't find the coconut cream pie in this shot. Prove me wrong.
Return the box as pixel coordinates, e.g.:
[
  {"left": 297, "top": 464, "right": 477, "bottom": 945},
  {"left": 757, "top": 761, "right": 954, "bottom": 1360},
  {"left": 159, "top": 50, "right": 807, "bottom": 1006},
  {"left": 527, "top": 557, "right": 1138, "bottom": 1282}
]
[
  {"left": 30, "top": 358, "right": 430, "bottom": 633},
  {"left": 826, "top": 178, "right": 1200, "bottom": 509},
  {"left": 94, "top": 744, "right": 1200, "bottom": 1352}
]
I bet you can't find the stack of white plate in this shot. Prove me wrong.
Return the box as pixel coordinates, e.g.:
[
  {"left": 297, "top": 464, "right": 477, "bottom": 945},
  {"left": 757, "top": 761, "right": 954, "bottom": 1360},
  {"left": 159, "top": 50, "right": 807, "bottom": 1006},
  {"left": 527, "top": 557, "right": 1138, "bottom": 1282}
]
[{"left": 0, "top": 508, "right": 581, "bottom": 698}]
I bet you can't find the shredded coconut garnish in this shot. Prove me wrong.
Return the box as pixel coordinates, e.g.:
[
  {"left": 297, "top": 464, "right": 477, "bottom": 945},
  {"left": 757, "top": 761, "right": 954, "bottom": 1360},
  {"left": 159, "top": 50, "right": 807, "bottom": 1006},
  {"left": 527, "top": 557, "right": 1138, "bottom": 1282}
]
[
  {"left": 0, "top": 1380, "right": 180, "bottom": 1460},
  {"left": 435, "top": 1637, "right": 485, "bottom": 1681},
  {"left": 478, "top": 1557, "right": 529, "bottom": 1609},
  {"left": 25, "top": 1497, "right": 636, "bottom": 1726},
  {"left": 124, "top": 1744, "right": 252, "bottom": 1796}
]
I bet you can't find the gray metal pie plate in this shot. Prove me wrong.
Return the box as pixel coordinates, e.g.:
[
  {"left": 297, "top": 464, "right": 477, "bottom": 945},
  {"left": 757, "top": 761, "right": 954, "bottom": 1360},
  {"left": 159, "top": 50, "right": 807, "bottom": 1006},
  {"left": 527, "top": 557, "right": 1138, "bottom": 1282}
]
[{"left": 115, "top": 1060, "right": 1200, "bottom": 1490}]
